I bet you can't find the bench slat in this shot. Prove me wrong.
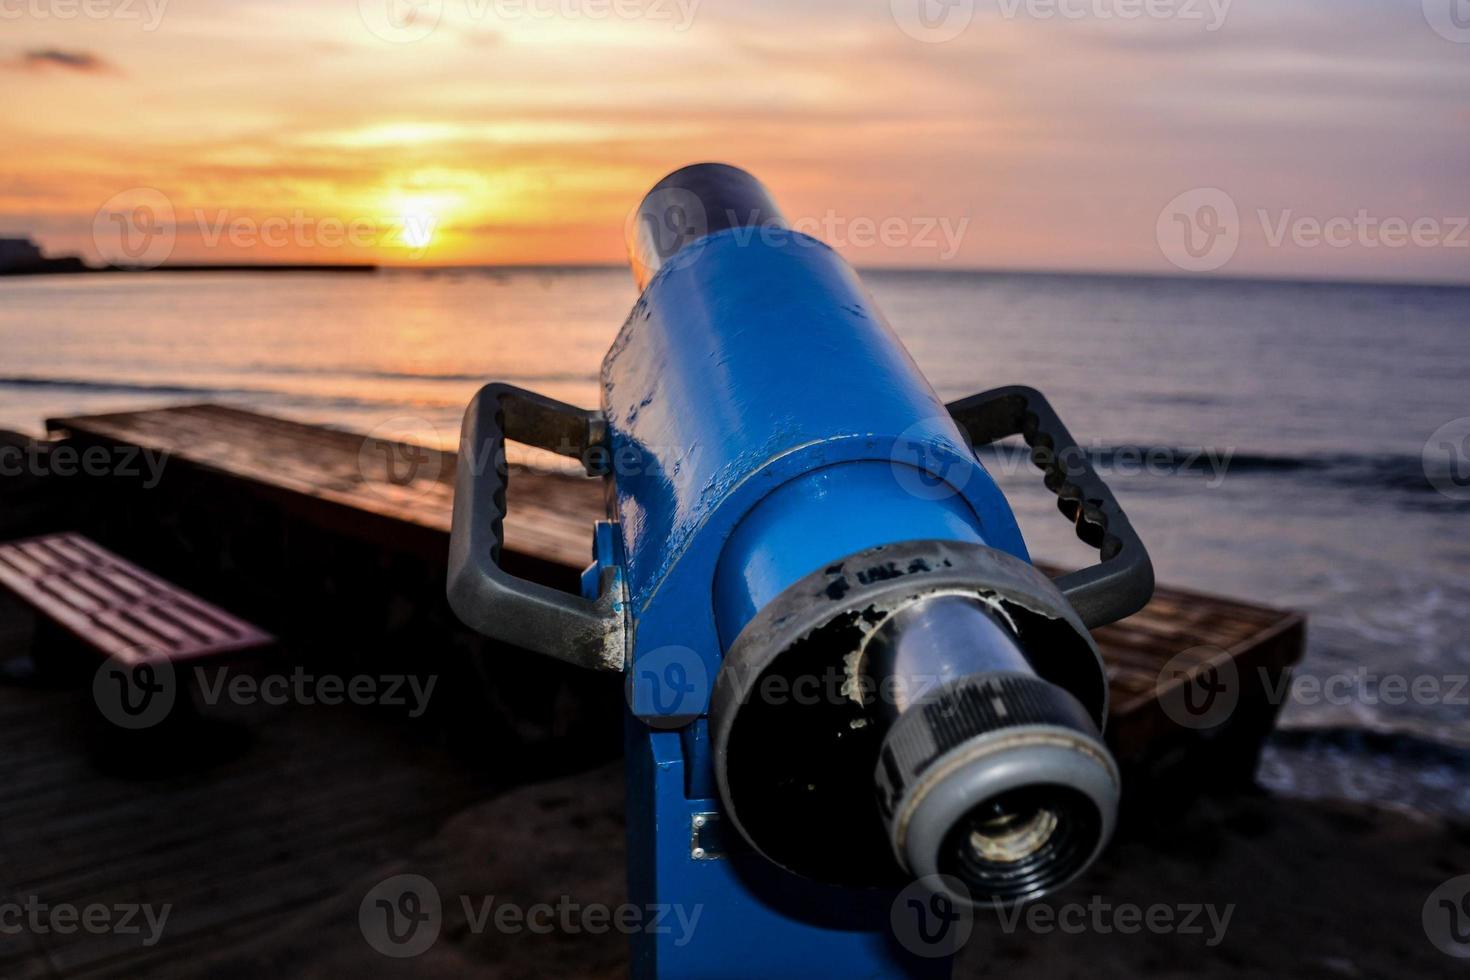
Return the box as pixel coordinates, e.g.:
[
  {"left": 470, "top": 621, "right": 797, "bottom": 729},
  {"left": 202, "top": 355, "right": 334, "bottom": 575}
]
[{"left": 0, "top": 532, "right": 274, "bottom": 666}]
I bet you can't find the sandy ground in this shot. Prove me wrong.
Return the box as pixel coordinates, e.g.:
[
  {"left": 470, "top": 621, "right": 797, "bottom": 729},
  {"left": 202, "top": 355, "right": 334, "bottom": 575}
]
[{"left": 186, "top": 761, "right": 1469, "bottom": 980}]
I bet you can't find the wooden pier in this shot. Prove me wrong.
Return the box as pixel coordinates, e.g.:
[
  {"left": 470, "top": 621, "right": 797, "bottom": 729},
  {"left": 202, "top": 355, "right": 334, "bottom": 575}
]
[
  {"left": 0, "top": 403, "right": 1307, "bottom": 977},
  {"left": 44, "top": 403, "right": 1305, "bottom": 777}
]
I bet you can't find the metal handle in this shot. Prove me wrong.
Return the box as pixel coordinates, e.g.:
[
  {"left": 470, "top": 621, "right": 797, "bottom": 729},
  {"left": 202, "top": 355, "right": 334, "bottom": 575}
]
[
  {"left": 946, "top": 385, "right": 1154, "bottom": 629},
  {"left": 447, "top": 383, "right": 626, "bottom": 672}
]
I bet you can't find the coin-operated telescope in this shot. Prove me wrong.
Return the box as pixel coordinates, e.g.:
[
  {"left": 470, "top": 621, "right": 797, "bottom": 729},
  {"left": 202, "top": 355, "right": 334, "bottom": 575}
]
[{"left": 450, "top": 164, "right": 1153, "bottom": 978}]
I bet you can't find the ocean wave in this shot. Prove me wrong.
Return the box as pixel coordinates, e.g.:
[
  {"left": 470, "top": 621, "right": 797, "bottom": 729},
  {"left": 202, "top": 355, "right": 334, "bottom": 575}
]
[
  {"left": 978, "top": 443, "right": 1460, "bottom": 502},
  {"left": 1273, "top": 723, "right": 1470, "bottom": 759},
  {"left": 1098, "top": 447, "right": 1438, "bottom": 489},
  {"left": 0, "top": 374, "right": 462, "bottom": 412},
  {"left": 0, "top": 375, "right": 241, "bottom": 397},
  {"left": 1261, "top": 725, "right": 1470, "bottom": 819}
]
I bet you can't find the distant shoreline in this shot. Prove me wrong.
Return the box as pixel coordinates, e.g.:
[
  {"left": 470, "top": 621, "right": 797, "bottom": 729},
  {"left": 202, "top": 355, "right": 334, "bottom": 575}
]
[{"left": 0, "top": 261, "right": 378, "bottom": 277}]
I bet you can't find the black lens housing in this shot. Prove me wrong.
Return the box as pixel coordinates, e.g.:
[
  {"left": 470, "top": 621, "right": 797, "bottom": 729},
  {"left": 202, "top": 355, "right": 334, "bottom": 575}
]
[{"left": 710, "top": 541, "right": 1119, "bottom": 907}]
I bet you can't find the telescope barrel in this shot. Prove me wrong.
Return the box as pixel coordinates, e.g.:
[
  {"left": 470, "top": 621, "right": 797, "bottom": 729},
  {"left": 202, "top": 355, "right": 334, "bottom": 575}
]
[{"left": 620, "top": 165, "right": 1122, "bottom": 908}]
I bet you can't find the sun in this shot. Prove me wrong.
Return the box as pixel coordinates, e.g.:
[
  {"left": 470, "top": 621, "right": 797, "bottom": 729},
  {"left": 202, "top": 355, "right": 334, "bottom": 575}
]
[{"left": 398, "top": 210, "right": 436, "bottom": 251}]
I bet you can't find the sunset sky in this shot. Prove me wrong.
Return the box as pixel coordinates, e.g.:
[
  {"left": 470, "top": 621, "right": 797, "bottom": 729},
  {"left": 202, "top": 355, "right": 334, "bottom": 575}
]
[{"left": 2, "top": 0, "right": 1468, "bottom": 282}]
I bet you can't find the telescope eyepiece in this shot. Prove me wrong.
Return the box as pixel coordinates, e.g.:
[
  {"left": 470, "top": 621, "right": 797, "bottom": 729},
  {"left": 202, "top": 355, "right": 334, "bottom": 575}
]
[{"left": 870, "top": 639, "right": 1119, "bottom": 908}]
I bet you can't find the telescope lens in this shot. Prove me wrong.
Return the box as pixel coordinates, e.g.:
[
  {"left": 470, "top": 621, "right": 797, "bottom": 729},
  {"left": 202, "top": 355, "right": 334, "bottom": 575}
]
[
  {"left": 939, "top": 785, "right": 1102, "bottom": 904},
  {"left": 966, "top": 794, "right": 1057, "bottom": 863}
]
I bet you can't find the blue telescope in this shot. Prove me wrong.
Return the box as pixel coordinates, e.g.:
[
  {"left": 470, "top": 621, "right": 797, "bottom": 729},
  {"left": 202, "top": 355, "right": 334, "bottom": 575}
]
[{"left": 449, "top": 164, "right": 1153, "bottom": 978}]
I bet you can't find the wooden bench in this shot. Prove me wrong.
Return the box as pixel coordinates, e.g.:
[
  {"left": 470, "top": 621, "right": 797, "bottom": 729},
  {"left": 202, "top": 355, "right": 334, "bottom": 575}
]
[{"left": 0, "top": 531, "right": 274, "bottom": 668}]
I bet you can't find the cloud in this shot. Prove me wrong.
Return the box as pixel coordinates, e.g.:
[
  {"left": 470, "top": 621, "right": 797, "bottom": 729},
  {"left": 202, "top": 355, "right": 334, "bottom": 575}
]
[{"left": 15, "top": 49, "right": 114, "bottom": 74}]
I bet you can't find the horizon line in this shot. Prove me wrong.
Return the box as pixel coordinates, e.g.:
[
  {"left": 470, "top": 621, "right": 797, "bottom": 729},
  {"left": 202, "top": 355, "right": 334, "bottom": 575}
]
[{"left": 140, "top": 260, "right": 1470, "bottom": 291}]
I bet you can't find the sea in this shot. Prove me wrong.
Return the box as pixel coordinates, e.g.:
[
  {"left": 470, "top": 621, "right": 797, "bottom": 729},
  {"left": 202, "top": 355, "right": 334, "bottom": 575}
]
[{"left": 2, "top": 267, "right": 1467, "bottom": 818}]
